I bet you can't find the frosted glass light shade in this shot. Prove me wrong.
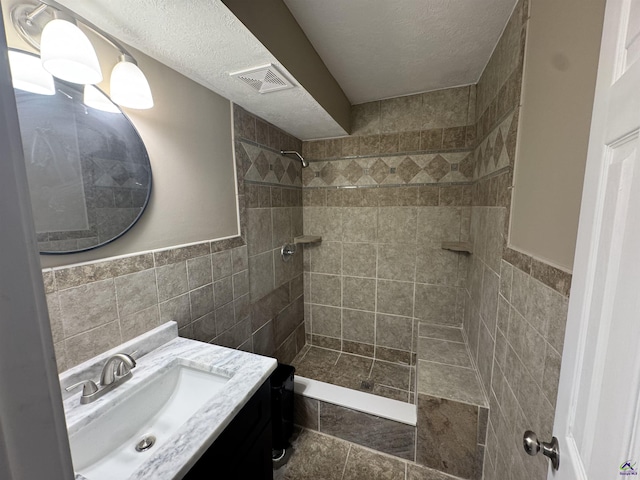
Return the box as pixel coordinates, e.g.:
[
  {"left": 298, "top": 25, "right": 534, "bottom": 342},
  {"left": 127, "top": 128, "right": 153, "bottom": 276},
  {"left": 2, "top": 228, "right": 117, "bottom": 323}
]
[
  {"left": 40, "top": 19, "right": 103, "bottom": 85},
  {"left": 8, "top": 51, "right": 55, "bottom": 95},
  {"left": 83, "top": 85, "right": 120, "bottom": 113},
  {"left": 110, "top": 59, "right": 153, "bottom": 109}
]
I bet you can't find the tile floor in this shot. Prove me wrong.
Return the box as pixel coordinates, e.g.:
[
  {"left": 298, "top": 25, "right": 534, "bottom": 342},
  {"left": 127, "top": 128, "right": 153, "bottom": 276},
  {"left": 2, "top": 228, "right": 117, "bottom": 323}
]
[
  {"left": 274, "top": 428, "right": 463, "bottom": 480},
  {"left": 291, "top": 345, "right": 415, "bottom": 403}
]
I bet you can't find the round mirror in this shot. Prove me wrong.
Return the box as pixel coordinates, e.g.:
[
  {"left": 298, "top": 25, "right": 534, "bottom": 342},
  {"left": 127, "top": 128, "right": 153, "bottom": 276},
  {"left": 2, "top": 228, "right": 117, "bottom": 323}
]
[{"left": 10, "top": 49, "right": 152, "bottom": 254}]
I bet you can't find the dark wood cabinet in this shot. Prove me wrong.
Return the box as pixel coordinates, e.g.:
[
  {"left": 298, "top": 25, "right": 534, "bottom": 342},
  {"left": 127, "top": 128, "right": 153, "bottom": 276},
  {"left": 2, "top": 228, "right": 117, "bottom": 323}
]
[{"left": 183, "top": 379, "right": 272, "bottom": 479}]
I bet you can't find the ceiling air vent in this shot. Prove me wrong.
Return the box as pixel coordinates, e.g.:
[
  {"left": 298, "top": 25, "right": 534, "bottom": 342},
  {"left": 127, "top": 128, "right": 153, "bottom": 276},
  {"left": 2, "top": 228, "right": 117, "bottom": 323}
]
[{"left": 230, "top": 64, "right": 294, "bottom": 94}]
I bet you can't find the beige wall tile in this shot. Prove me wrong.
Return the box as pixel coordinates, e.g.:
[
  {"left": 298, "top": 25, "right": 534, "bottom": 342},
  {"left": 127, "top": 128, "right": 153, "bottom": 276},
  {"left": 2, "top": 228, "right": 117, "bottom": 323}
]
[
  {"left": 377, "top": 245, "right": 417, "bottom": 282},
  {"left": 343, "top": 277, "right": 376, "bottom": 311},
  {"left": 65, "top": 321, "right": 122, "bottom": 367},
  {"left": 115, "top": 269, "right": 158, "bottom": 317},
  {"left": 376, "top": 314, "right": 413, "bottom": 351},
  {"left": 187, "top": 254, "right": 212, "bottom": 290},
  {"left": 342, "top": 207, "right": 378, "bottom": 242},
  {"left": 376, "top": 280, "right": 414, "bottom": 317},
  {"left": 414, "top": 284, "right": 458, "bottom": 326},
  {"left": 342, "top": 242, "right": 377, "bottom": 278},
  {"left": 312, "top": 304, "right": 341, "bottom": 338},
  {"left": 422, "top": 86, "right": 470, "bottom": 129},
  {"left": 342, "top": 309, "right": 375, "bottom": 344},
  {"left": 378, "top": 207, "right": 417, "bottom": 244},
  {"left": 310, "top": 241, "right": 342, "bottom": 275},
  {"left": 249, "top": 251, "right": 274, "bottom": 302},
  {"left": 58, "top": 278, "right": 118, "bottom": 337},
  {"left": 304, "top": 207, "right": 343, "bottom": 241},
  {"left": 310, "top": 273, "right": 342, "bottom": 307}
]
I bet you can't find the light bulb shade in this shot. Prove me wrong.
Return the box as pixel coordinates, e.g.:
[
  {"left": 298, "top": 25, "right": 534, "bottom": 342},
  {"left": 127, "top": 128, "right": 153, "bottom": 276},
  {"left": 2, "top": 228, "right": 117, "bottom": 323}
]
[
  {"left": 110, "top": 59, "right": 153, "bottom": 109},
  {"left": 40, "top": 19, "right": 102, "bottom": 85},
  {"left": 8, "top": 50, "right": 55, "bottom": 95},
  {"left": 83, "top": 85, "right": 120, "bottom": 113}
]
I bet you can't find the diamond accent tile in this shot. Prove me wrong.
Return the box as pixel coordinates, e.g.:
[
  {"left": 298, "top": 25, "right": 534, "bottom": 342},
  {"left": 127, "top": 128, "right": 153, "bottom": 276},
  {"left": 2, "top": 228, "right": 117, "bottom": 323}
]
[
  {"left": 321, "top": 162, "right": 340, "bottom": 185},
  {"left": 370, "top": 158, "right": 390, "bottom": 184},
  {"left": 483, "top": 140, "right": 492, "bottom": 172},
  {"left": 272, "top": 158, "right": 285, "bottom": 181},
  {"left": 459, "top": 153, "right": 474, "bottom": 179},
  {"left": 287, "top": 162, "right": 298, "bottom": 184},
  {"left": 254, "top": 151, "right": 270, "bottom": 179},
  {"left": 397, "top": 156, "right": 421, "bottom": 183},
  {"left": 342, "top": 160, "right": 364, "bottom": 184},
  {"left": 302, "top": 167, "right": 316, "bottom": 186},
  {"left": 493, "top": 131, "right": 504, "bottom": 168},
  {"left": 425, "top": 155, "right": 449, "bottom": 181}
]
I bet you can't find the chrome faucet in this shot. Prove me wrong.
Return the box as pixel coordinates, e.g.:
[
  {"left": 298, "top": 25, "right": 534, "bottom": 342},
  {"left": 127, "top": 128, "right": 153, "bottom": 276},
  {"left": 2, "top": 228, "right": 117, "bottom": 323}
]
[
  {"left": 100, "top": 353, "right": 136, "bottom": 385},
  {"left": 66, "top": 352, "right": 136, "bottom": 404}
]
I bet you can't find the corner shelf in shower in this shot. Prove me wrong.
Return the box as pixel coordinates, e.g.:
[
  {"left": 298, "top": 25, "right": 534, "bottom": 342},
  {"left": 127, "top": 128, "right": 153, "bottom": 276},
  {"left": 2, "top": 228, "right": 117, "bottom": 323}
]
[
  {"left": 441, "top": 242, "right": 473, "bottom": 254},
  {"left": 294, "top": 235, "right": 322, "bottom": 245}
]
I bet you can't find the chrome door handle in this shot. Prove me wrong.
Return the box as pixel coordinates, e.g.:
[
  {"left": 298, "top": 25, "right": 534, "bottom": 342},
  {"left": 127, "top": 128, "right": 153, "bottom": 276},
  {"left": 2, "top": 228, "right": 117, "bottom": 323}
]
[{"left": 523, "top": 430, "right": 560, "bottom": 470}]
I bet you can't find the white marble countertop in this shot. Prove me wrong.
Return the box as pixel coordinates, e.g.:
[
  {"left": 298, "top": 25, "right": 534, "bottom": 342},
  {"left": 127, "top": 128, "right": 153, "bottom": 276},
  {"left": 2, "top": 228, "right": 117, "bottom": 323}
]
[{"left": 60, "top": 322, "right": 277, "bottom": 480}]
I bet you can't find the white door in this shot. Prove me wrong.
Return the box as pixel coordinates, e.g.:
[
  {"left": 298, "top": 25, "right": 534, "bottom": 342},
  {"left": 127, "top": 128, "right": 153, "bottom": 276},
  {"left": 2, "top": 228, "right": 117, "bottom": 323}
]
[{"left": 550, "top": 0, "right": 640, "bottom": 478}]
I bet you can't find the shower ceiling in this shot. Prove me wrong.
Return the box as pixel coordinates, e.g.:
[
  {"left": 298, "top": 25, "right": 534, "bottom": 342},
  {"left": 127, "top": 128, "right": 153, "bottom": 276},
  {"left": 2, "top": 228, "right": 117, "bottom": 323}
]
[
  {"left": 50, "top": 0, "right": 518, "bottom": 138},
  {"left": 284, "top": 0, "right": 520, "bottom": 104}
]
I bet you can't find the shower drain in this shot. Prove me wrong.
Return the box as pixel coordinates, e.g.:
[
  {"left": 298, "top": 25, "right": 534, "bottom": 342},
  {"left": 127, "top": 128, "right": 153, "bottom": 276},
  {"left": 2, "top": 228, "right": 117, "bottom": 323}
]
[{"left": 135, "top": 435, "right": 156, "bottom": 452}]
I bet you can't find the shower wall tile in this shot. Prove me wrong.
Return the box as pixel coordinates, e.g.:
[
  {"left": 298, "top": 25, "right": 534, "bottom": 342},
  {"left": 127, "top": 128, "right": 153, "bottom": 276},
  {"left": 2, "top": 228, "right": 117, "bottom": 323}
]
[
  {"left": 342, "top": 277, "right": 376, "bottom": 311},
  {"left": 342, "top": 243, "right": 377, "bottom": 278},
  {"left": 342, "top": 309, "right": 375, "bottom": 344},
  {"left": 376, "top": 280, "right": 414, "bottom": 317}
]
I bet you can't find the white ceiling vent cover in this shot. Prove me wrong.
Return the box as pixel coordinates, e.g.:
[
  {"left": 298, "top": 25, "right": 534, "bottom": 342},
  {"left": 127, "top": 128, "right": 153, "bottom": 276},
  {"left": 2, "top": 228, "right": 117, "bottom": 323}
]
[{"left": 230, "top": 64, "right": 295, "bottom": 93}]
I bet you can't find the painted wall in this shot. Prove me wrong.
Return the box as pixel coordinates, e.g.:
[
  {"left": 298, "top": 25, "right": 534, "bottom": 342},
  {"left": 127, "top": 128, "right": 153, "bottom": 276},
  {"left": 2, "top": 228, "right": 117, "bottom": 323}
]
[
  {"left": 1, "top": 0, "right": 239, "bottom": 268},
  {"left": 509, "top": 0, "right": 606, "bottom": 271}
]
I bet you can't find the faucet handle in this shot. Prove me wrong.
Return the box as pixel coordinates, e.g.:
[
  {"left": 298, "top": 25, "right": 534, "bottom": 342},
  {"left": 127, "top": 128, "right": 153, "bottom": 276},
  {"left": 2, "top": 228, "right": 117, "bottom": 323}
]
[{"left": 65, "top": 380, "right": 99, "bottom": 396}]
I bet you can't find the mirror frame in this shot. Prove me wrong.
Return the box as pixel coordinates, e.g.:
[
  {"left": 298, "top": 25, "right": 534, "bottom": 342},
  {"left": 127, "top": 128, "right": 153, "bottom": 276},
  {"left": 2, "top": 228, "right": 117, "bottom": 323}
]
[{"left": 11, "top": 48, "right": 153, "bottom": 255}]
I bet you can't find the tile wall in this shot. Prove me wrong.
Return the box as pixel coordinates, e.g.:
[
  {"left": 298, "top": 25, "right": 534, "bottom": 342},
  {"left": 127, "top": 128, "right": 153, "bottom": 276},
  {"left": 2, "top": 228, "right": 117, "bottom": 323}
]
[
  {"left": 44, "top": 105, "right": 307, "bottom": 371},
  {"left": 301, "top": 86, "right": 476, "bottom": 365},
  {"left": 461, "top": 1, "right": 574, "bottom": 479},
  {"left": 234, "top": 106, "right": 307, "bottom": 364}
]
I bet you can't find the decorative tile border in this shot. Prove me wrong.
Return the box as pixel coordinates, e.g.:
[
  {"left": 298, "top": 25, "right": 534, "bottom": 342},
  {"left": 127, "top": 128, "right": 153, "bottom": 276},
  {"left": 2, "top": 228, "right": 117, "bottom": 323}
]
[
  {"left": 238, "top": 140, "right": 303, "bottom": 187},
  {"left": 303, "top": 152, "right": 474, "bottom": 188}
]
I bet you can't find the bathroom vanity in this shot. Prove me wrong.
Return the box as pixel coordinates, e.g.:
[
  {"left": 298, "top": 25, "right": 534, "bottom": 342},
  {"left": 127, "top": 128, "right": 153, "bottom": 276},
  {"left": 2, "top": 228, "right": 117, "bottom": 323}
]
[{"left": 60, "top": 322, "right": 277, "bottom": 480}]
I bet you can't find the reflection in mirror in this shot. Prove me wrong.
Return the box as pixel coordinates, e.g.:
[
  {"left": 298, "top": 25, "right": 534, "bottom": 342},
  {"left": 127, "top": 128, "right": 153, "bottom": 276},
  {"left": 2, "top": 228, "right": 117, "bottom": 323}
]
[{"left": 10, "top": 49, "right": 152, "bottom": 254}]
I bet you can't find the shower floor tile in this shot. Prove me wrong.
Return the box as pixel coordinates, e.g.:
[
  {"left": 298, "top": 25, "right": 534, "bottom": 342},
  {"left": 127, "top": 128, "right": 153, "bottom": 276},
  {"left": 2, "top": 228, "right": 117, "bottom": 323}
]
[{"left": 291, "top": 346, "right": 415, "bottom": 404}]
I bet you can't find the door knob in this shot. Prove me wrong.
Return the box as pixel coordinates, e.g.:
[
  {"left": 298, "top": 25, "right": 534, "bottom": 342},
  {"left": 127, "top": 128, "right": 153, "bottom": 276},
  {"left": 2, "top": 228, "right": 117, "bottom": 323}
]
[{"left": 523, "top": 430, "right": 560, "bottom": 470}]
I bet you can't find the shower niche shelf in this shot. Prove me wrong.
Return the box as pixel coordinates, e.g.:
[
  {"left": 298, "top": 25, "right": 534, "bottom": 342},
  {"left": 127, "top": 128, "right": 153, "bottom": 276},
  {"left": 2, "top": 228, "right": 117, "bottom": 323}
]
[
  {"left": 294, "top": 235, "right": 322, "bottom": 245},
  {"left": 441, "top": 242, "right": 472, "bottom": 254}
]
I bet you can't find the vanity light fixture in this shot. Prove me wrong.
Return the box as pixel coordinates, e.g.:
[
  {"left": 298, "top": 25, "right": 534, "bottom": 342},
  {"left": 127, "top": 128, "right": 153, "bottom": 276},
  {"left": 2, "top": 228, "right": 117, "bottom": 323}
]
[
  {"left": 40, "top": 12, "right": 102, "bottom": 85},
  {"left": 10, "top": 1, "right": 153, "bottom": 109},
  {"left": 83, "top": 85, "right": 120, "bottom": 113},
  {"left": 110, "top": 54, "right": 154, "bottom": 109},
  {"left": 7, "top": 49, "right": 55, "bottom": 95}
]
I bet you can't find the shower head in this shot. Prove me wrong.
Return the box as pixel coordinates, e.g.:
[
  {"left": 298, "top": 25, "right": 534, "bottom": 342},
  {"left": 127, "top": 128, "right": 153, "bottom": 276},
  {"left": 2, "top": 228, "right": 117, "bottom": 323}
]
[{"left": 280, "top": 150, "right": 308, "bottom": 168}]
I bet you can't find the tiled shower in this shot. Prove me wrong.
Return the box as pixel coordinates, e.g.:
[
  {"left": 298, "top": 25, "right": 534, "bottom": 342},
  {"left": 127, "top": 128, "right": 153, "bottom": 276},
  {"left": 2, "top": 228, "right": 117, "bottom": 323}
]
[{"left": 43, "top": 0, "right": 573, "bottom": 479}]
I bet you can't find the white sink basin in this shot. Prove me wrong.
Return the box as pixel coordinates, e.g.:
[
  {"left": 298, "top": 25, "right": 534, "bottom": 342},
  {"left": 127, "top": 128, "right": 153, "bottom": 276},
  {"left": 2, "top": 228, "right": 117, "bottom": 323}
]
[{"left": 69, "top": 364, "right": 229, "bottom": 480}]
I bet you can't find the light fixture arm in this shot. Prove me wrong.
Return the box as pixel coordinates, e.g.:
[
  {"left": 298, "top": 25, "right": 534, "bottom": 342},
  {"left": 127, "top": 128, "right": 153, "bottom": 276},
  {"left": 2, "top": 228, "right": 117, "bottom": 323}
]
[{"left": 19, "top": 0, "right": 136, "bottom": 60}]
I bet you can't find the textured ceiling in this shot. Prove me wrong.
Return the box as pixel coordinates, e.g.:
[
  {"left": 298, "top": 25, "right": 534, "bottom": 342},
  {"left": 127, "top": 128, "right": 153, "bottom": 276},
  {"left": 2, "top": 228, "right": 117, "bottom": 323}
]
[
  {"left": 284, "top": 0, "right": 519, "bottom": 104},
  {"left": 54, "top": 0, "right": 348, "bottom": 140}
]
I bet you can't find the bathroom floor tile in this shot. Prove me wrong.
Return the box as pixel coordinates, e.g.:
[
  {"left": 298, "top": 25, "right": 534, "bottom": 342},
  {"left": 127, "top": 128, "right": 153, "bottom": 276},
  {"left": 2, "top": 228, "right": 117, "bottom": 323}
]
[{"left": 274, "top": 428, "right": 466, "bottom": 480}]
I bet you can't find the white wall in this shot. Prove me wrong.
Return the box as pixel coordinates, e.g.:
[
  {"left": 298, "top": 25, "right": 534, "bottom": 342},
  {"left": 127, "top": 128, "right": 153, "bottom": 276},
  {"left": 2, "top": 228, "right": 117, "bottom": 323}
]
[{"left": 509, "top": 0, "right": 606, "bottom": 271}]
